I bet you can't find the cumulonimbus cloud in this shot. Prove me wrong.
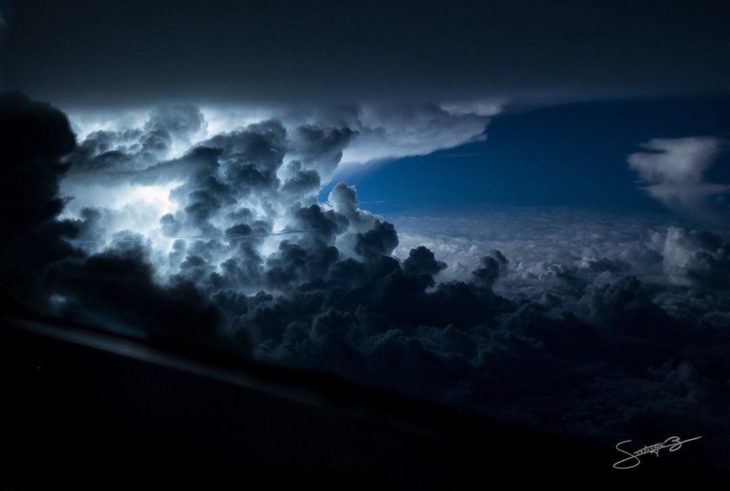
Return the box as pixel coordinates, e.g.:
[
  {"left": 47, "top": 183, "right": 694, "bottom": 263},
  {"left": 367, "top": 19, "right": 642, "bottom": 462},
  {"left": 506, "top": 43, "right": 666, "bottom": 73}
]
[
  {"left": 338, "top": 102, "right": 494, "bottom": 165},
  {"left": 628, "top": 136, "right": 728, "bottom": 217},
  {"left": 68, "top": 99, "right": 498, "bottom": 170},
  {"left": 3, "top": 93, "right": 730, "bottom": 470}
]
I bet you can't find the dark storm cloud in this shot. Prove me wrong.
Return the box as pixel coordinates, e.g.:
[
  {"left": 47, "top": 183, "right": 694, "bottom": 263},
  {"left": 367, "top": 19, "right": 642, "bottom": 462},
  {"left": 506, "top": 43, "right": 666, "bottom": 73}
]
[
  {"left": 69, "top": 104, "right": 207, "bottom": 178},
  {"left": 288, "top": 125, "right": 355, "bottom": 177},
  {"left": 353, "top": 220, "right": 398, "bottom": 260},
  {"left": 2, "top": 0, "right": 729, "bottom": 106},
  {"left": 402, "top": 246, "right": 446, "bottom": 278},
  {"left": 0, "top": 93, "right": 225, "bottom": 349},
  {"left": 0, "top": 92, "right": 77, "bottom": 305},
  {"left": 47, "top": 239, "right": 223, "bottom": 348},
  {"left": 145, "top": 104, "right": 206, "bottom": 142},
  {"left": 3, "top": 95, "right": 730, "bottom": 470},
  {"left": 0, "top": 93, "right": 74, "bottom": 239},
  {"left": 280, "top": 162, "right": 321, "bottom": 196}
]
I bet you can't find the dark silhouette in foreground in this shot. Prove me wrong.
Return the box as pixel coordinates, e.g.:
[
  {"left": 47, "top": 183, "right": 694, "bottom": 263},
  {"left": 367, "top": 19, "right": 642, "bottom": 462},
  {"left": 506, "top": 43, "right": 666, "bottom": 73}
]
[{"left": 0, "top": 307, "right": 723, "bottom": 490}]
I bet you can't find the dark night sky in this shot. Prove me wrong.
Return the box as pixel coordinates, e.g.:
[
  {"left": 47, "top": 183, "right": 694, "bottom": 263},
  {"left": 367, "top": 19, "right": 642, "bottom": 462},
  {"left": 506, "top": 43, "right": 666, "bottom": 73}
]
[
  {"left": 1, "top": 0, "right": 730, "bottom": 107},
  {"left": 326, "top": 96, "right": 730, "bottom": 214}
]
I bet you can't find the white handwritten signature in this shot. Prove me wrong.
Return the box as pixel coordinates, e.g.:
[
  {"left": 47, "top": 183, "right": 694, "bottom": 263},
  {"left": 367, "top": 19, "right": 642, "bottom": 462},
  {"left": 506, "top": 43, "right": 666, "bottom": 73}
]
[{"left": 612, "top": 435, "right": 702, "bottom": 470}]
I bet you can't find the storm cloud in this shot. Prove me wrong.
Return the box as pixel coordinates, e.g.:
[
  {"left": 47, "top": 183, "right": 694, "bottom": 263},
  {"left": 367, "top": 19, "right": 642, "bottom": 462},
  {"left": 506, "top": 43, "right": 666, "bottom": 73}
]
[{"left": 2, "top": 94, "right": 730, "bottom": 470}]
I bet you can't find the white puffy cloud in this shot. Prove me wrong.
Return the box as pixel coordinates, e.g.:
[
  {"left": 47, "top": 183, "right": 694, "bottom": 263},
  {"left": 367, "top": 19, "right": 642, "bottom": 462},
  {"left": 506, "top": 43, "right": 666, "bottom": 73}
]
[
  {"left": 339, "top": 103, "right": 492, "bottom": 165},
  {"left": 628, "top": 137, "right": 728, "bottom": 216}
]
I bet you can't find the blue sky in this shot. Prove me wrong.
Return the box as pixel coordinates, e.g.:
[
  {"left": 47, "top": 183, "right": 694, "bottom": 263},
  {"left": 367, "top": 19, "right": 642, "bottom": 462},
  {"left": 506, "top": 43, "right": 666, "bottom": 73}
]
[{"left": 324, "top": 97, "right": 730, "bottom": 217}]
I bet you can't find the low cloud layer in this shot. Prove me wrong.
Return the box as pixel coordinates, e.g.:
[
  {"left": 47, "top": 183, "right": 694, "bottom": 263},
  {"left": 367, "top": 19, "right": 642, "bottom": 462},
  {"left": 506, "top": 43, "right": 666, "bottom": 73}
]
[
  {"left": 628, "top": 137, "right": 729, "bottom": 218},
  {"left": 2, "top": 93, "right": 730, "bottom": 470}
]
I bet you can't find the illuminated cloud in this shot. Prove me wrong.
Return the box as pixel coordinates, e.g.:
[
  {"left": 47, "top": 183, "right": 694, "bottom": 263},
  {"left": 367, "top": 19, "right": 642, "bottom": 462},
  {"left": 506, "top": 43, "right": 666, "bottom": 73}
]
[
  {"left": 68, "top": 100, "right": 498, "bottom": 171},
  {"left": 4, "top": 95, "right": 730, "bottom": 471},
  {"left": 339, "top": 103, "right": 493, "bottom": 165}
]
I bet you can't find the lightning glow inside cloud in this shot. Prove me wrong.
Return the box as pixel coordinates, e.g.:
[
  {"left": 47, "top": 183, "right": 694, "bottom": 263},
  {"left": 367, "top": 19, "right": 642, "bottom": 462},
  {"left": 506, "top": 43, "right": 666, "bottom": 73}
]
[{"left": 4, "top": 93, "right": 730, "bottom": 471}]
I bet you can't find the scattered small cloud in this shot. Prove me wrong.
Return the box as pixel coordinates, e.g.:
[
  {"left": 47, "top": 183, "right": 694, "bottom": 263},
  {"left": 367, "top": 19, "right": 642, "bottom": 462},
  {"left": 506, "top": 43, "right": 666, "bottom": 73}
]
[
  {"left": 440, "top": 98, "right": 506, "bottom": 117},
  {"left": 628, "top": 136, "right": 729, "bottom": 217}
]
